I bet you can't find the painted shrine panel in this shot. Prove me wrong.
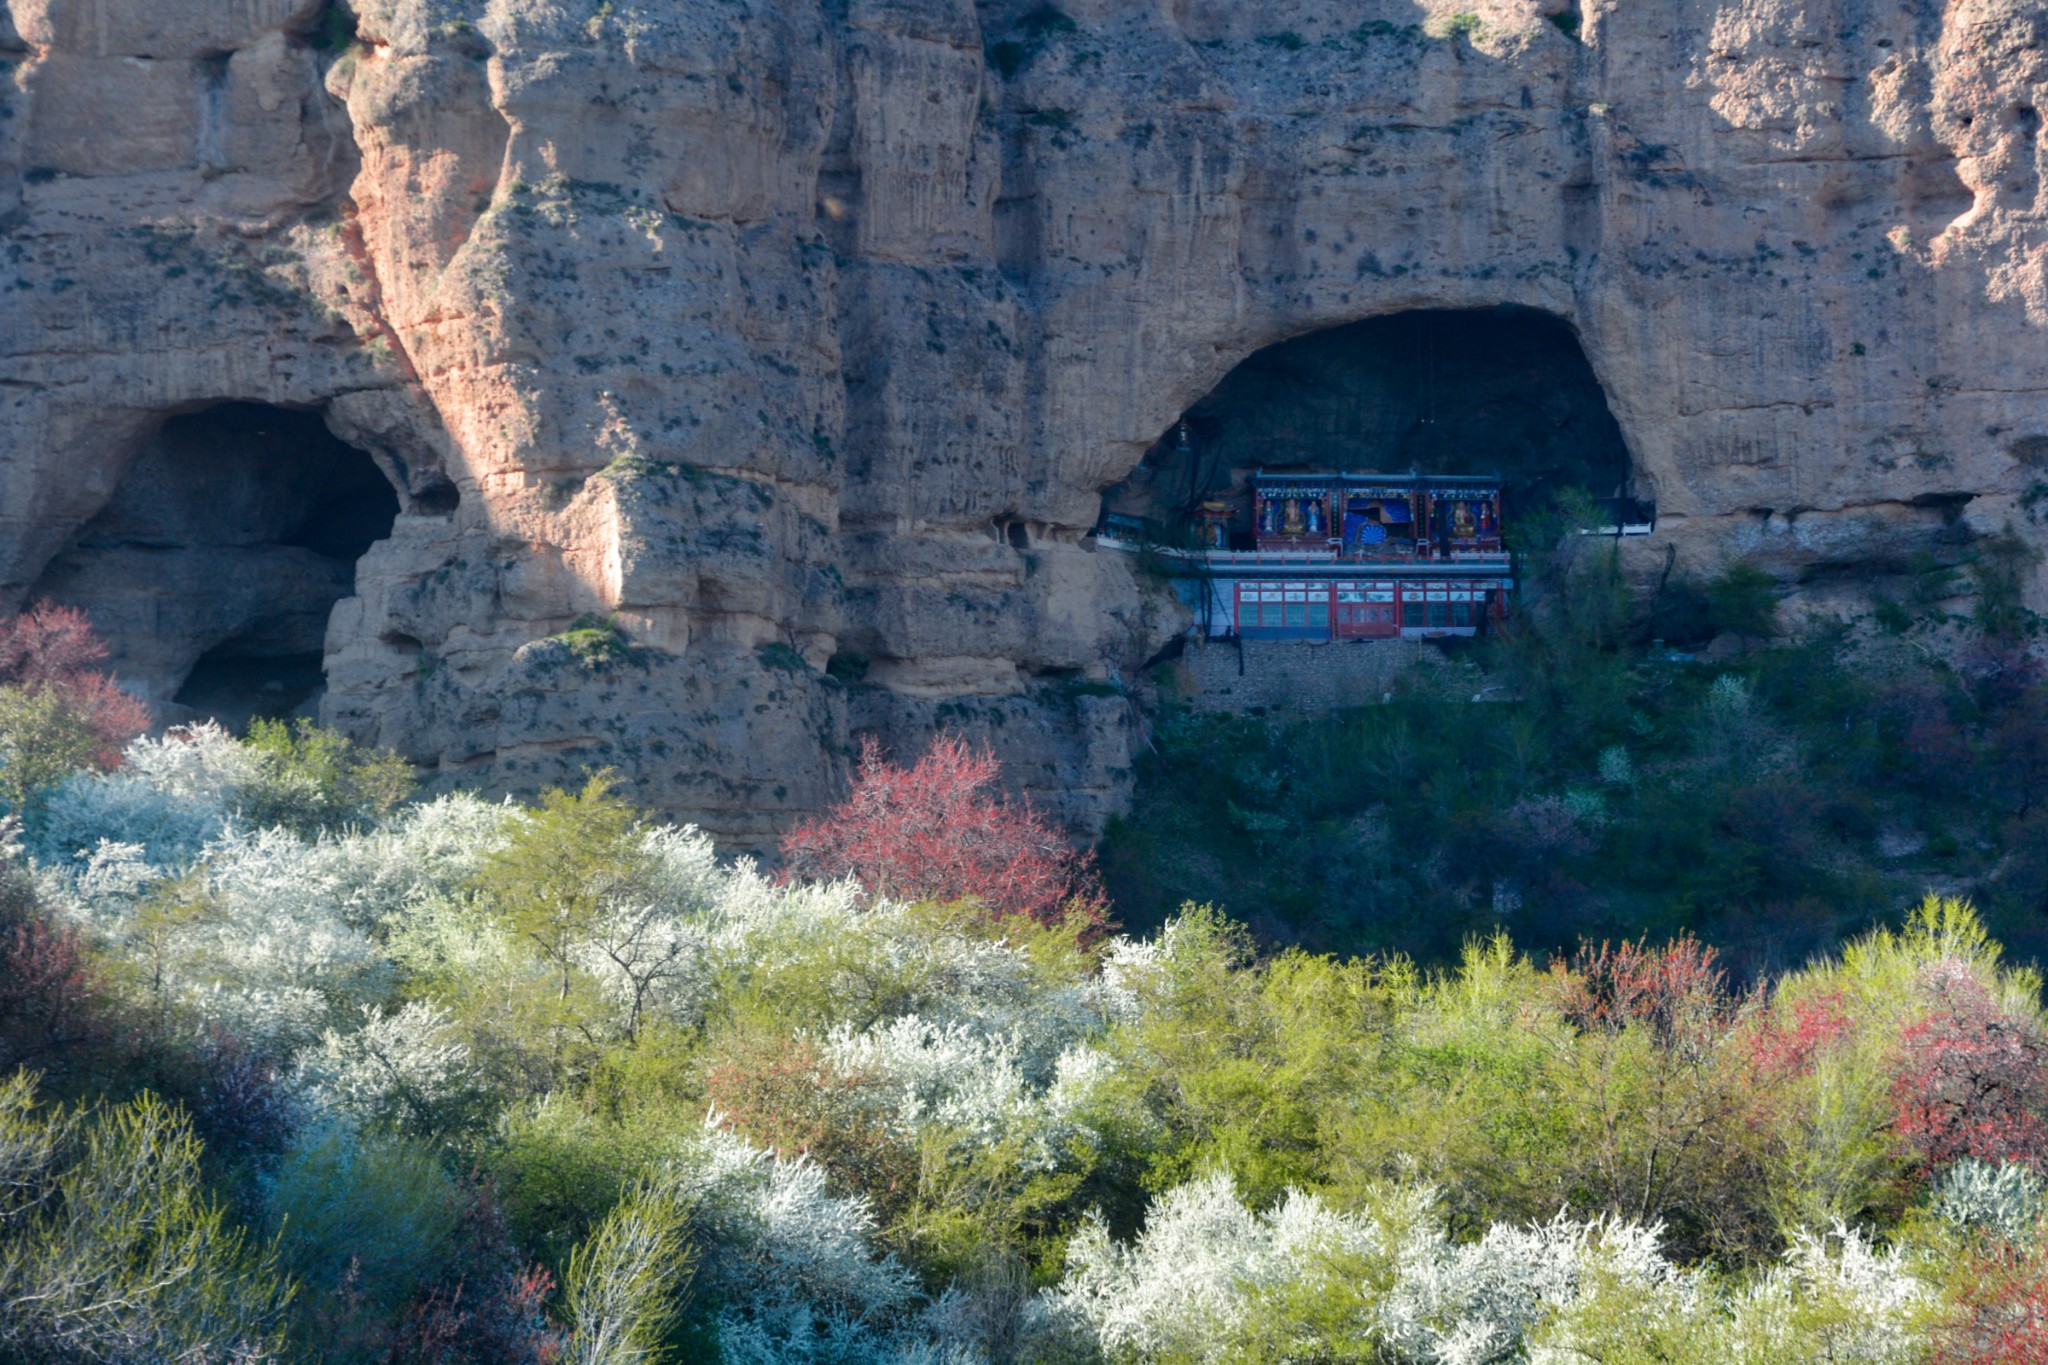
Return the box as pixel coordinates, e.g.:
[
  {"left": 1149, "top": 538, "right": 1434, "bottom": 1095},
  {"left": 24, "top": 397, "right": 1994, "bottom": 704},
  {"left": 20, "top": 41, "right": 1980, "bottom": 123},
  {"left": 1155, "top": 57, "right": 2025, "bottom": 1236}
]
[{"left": 1251, "top": 474, "right": 1506, "bottom": 562}]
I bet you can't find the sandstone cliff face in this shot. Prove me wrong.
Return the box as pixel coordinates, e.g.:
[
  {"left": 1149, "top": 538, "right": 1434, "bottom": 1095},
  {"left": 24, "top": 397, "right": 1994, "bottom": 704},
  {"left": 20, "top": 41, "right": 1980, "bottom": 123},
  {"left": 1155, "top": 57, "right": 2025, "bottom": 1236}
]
[{"left": 3, "top": 0, "right": 2045, "bottom": 844}]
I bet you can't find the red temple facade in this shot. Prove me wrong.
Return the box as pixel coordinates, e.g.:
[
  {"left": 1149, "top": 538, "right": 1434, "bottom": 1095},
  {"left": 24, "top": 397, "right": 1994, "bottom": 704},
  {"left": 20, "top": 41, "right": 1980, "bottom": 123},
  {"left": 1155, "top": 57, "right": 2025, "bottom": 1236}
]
[{"left": 1151, "top": 472, "right": 1514, "bottom": 642}]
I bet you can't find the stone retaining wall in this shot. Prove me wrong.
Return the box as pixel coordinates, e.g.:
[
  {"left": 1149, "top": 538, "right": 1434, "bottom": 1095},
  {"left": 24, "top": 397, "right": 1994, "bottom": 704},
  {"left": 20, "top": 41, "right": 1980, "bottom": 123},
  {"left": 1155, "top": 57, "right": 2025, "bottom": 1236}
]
[{"left": 1177, "top": 638, "right": 1443, "bottom": 713}]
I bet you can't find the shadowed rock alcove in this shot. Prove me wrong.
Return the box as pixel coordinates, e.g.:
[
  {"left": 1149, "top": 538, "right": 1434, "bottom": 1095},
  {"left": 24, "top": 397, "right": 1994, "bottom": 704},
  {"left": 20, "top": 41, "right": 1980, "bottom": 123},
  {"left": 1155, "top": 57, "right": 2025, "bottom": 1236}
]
[
  {"left": 32, "top": 402, "right": 400, "bottom": 729},
  {"left": 1109, "top": 308, "right": 1638, "bottom": 535}
]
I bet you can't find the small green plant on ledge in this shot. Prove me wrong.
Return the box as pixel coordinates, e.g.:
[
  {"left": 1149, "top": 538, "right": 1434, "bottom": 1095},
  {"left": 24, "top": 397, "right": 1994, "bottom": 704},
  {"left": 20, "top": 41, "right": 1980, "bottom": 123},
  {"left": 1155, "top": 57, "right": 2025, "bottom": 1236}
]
[
  {"left": 553, "top": 613, "right": 632, "bottom": 670},
  {"left": 1430, "top": 11, "right": 1485, "bottom": 40},
  {"left": 756, "top": 641, "right": 808, "bottom": 674},
  {"left": 596, "top": 451, "right": 696, "bottom": 486}
]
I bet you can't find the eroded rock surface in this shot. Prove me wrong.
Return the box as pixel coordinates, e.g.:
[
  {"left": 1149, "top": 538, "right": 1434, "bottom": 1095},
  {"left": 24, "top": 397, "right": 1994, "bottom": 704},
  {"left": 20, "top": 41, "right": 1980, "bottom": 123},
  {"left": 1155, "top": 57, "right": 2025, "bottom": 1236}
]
[{"left": 4, "top": 0, "right": 2046, "bottom": 844}]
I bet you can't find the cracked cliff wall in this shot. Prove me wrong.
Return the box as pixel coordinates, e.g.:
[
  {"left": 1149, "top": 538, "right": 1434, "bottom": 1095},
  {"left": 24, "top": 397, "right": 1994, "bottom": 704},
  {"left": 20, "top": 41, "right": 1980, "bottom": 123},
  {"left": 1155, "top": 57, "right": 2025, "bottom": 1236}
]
[{"left": 3, "top": 0, "right": 2046, "bottom": 846}]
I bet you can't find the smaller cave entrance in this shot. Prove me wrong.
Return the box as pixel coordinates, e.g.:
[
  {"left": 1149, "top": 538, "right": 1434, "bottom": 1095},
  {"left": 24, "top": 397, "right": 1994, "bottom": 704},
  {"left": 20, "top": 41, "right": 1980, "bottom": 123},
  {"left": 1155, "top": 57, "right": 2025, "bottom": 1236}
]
[
  {"left": 31, "top": 402, "right": 400, "bottom": 730},
  {"left": 174, "top": 648, "right": 329, "bottom": 729},
  {"left": 1105, "top": 307, "right": 1639, "bottom": 543}
]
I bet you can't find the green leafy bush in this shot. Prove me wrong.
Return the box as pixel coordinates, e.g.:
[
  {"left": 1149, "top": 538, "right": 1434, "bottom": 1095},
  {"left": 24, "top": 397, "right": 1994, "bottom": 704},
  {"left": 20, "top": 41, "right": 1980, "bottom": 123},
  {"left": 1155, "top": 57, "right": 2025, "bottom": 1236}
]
[
  {"left": 561, "top": 1174, "right": 693, "bottom": 1365},
  {"left": 308, "top": 2, "right": 360, "bottom": 52},
  {"left": 0, "top": 1076, "right": 294, "bottom": 1361},
  {"left": 266, "top": 1125, "right": 462, "bottom": 1311},
  {"left": 470, "top": 772, "right": 659, "bottom": 1069},
  {"left": 550, "top": 614, "right": 634, "bottom": 670},
  {"left": 1708, "top": 561, "right": 1783, "bottom": 644},
  {"left": 754, "top": 641, "right": 807, "bottom": 673},
  {"left": 240, "top": 717, "right": 414, "bottom": 834},
  {"left": 0, "top": 687, "right": 106, "bottom": 816},
  {"left": 1432, "top": 11, "right": 1484, "bottom": 39}
]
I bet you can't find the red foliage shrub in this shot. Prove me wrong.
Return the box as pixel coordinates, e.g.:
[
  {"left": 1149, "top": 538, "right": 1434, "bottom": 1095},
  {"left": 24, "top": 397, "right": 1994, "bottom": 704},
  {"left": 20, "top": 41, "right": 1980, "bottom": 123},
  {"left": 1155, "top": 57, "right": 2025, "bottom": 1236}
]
[
  {"left": 1987, "top": 693, "right": 2048, "bottom": 821},
  {"left": 1934, "top": 1246, "right": 2048, "bottom": 1365},
  {"left": 62, "top": 673, "right": 153, "bottom": 770},
  {"left": 317, "top": 1173, "right": 565, "bottom": 1365},
  {"left": 1962, "top": 640, "right": 2043, "bottom": 713},
  {"left": 779, "top": 734, "right": 1107, "bottom": 927},
  {"left": 0, "top": 911, "right": 117, "bottom": 1082},
  {"left": 407, "top": 1174, "right": 562, "bottom": 1364},
  {"left": 1746, "top": 990, "right": 1855, "bottom": 1082},
  {"left": 1553, "top": 935, "right": 1738, "bottom": 1054},
  {"left": 0, "top": 827, "right": 128, "bottom": 1092},
  {"left": 193, "top": 1025, "right": 299, "bottom": 1161},
  {"left": 0, "top": 601, "right": 114, "bottom": 688},
  {"left": 1906, "top": 712, "right": 1972, "bottom": 771},
  {"left": 1894, "top": 963, "right": 2048, "bottom": 1172},
  {"left": 390, "top": 1263, "right": 561, "bottom": 1365},
  {"left": 0, "top": 601, "right": 149, "bottom": 769}
]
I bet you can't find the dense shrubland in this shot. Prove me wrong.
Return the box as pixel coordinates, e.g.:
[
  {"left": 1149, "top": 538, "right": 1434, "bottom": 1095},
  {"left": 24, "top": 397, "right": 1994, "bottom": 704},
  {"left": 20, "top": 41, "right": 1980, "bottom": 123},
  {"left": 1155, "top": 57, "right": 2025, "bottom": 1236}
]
[
  {"left": 9, "top": 598, "right": 2048, "bottom": 1361},
  {"left": 1107, "top": 510, "right": 2048, "bottom": 976}
]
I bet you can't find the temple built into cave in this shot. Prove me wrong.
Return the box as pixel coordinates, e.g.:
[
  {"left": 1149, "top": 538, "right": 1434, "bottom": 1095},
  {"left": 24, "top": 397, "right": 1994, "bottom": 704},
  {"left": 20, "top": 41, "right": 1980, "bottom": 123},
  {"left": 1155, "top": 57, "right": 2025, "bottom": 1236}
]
[
  {"left": 1106, "top": 467, "right": 1517, "bottom": 643},
  {"left": 1093, "top": 307, "right": 1652, "bottom": 650}
]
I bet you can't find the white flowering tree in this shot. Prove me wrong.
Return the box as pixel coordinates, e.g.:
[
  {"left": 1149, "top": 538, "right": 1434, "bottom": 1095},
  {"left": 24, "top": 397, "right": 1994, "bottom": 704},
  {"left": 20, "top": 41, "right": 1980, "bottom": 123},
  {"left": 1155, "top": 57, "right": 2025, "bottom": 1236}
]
[{"left": 1045, "top": 1174, "right": 1937, "bottom": 1365}]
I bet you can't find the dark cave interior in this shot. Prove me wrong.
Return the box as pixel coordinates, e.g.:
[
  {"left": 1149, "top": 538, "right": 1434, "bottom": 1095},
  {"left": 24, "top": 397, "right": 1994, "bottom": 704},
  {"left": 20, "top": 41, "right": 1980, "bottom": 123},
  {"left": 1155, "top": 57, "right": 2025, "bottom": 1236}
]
[
  {"left": 32, "top": 402, "right": 400, "bottom": 730},
  {"left": 1107, "top": 308, "right": 1639, "bottom": 541}
]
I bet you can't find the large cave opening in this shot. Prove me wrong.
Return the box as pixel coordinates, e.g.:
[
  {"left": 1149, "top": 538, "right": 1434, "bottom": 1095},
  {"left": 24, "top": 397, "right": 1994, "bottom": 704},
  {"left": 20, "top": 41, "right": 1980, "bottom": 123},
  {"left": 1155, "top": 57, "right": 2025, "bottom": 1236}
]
[
  {"left": 1104, "top": 307, "right": 1639, "bottom": 542},
  {"left": 31, "top": 402, "right": 400, "bottom": 730}
]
